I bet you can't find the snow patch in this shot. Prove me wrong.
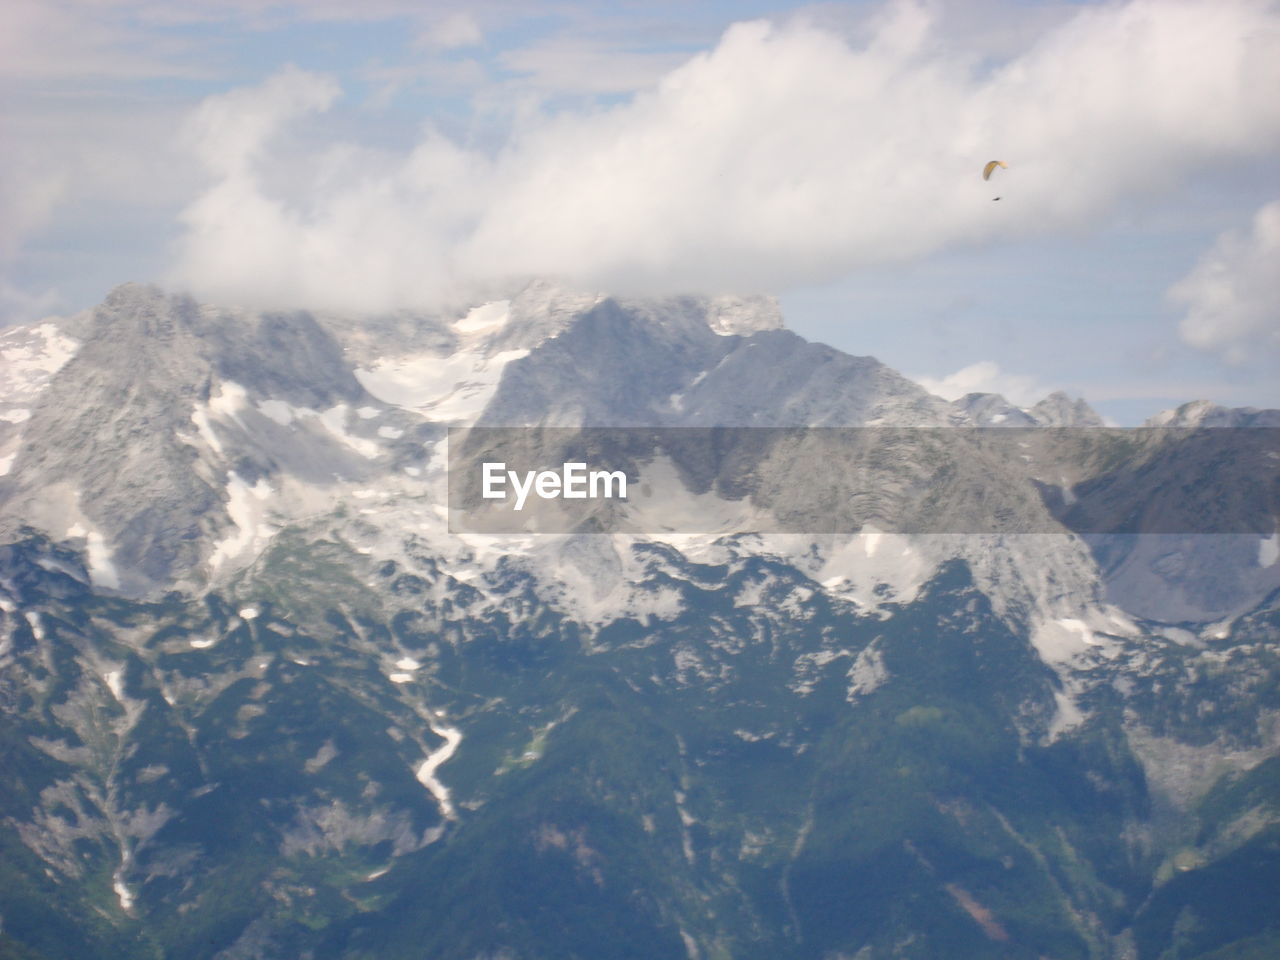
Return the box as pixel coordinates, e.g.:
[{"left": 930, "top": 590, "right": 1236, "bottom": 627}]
[
  {"left": 304, "top": 740, "right": 338, "bottom": 773},
  {"left": 1260, "top": 533, "right": 1278, "bottom": 568},
  {"left": 1047, "top": 688, "right": 1085, "bottom": 739},
  {"left": 85, "top": 529, "right": 120, "bottom": 590},
  {"left": 208, "top": 380, "right": 250, "bottom": 421},
  {"left": 112, "top": 872, "right": 135, "bottom": 913},
  {"left": 1162, "top": 626, "right": 1201, "bottom": 647},
  {"left": 190, "top": 408, "right": 223, "bottom": 455},
  {"left": 735, "top": 578, "right": 766, "bottom": 608},
  {"left": 104, "top": 669, "right": 124, "bottom": 702},
  {"left": 0, "top": 408, "right": 30, "bottom": 423},
  {"left": 0, "top": 321, "right": 79, "bottom": 405},
  {"left": 818, "top": 532, "right": 931, "bottom": 609},
  {"left": 1205, "top": 619, "right": 1233, "bottom": 641},
  {"left": 1104, "top": 606, "right": 1140, "bottom": 637},
  {"left": 355, "top": 345, "right": 528, "bottom": 422},
  {"left": 847, "top": 641, "right": 888, "bottom": 700},
  {"left": 1058, "top": 618, "right": 1099, "bottom": 646},
  {"left": 208, "top": 473, "right": 277, "bottom": 573},
  {"left": 1031, "top": 617, "right": 1101, "bottom": 664},
  {"left": 239, "top": 606, "right": 260, "bottom": 620},
  {"left": 318, "top": 405, "right": 381, "bottom": 459},
  {"left": 192, "top": 381, "right": 253, "bottom": 455},
  {"left": 416, "top": 716, "right": 463, "bottom": 820},
  {"left": 863, "top": 528, "right": 882, "bottom": 558},
  {"left": 257, "top": 399, "right": 295, "bottom": 425},
  {"left": 454, "top": 299, "right": 511, "bottom": 334},
  {"left": 626, "top": 456, "right": 767, "bottom": 539}
]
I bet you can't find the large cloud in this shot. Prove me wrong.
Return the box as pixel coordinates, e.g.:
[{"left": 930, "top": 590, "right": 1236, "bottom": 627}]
[
  {"left": 170, "top": 0, "right": 1280, "bottom": 312},
  {"left": 1169, "top": 200, "right": 1280, "bottom": 362}
]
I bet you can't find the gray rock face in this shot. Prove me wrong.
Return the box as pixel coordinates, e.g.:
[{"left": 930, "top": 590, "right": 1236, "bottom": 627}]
[
  {"left": 481, "top": 296, "right": 953, "bottom": 428},
  {"left": 488, "top": 279, "right": 607, "bottom": 353},
  {"left": 1146, "top": 399, "right": 1280, "bottom": 428},
  {"left": 0, "top": 285, "right": 399, "bottom": 592},
  {"left": 205, "top": 309, "right": 366, "bottom": 410},
  {"left": 479, "top": 297, "right": 732, "bottom": 427},
  {"left": 953, "top": 392, "right": 1039, "bottom": 426},
  {"left": 674, "top": 330, "right": 958, "bottom": 427},
  {"left": 950, "top": 391, "right": 1104, "bottom": 428},
  {"left": 1029, "top": 390, "right": 1105, "bottom": 427},
  {"left": 1091, "top": 533, "right": 1279, "bottom": 622},
  {"left": 2, "top": 286, "right": 221, "bottom": 590}
]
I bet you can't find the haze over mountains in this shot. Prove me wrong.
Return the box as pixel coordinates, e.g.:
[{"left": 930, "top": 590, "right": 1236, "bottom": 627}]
[{"left": 1, "top": 282, "right": 1278, "bottom": 960}]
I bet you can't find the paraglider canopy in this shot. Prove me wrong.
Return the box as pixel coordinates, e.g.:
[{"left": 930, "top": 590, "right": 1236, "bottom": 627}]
[{"left": 982, "top": 160, "right": 1008, "bottom": 181}]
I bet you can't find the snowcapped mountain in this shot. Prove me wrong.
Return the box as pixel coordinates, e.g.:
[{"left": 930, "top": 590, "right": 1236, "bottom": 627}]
[
  {"left": 1, "top": 281, "right": 1278, "bottom": 960},
  {"left": 2, "top": 281, "right": 1272, "bottom": 617}
]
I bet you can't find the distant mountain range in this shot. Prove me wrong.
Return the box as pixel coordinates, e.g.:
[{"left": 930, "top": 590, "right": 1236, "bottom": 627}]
[{"left": 0, "top": 282, "right": 1277, "bottom": 960}]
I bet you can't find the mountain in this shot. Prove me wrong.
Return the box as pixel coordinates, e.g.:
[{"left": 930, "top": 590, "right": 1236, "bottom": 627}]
[
  {"left": 1, "top": 282, "right": 1278, "bottom": 960},
  {"left": 954, "top": 390, "right": 1104, "bottom": 428}
]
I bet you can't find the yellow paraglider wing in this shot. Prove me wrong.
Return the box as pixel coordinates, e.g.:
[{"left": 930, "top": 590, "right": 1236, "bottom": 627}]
[{"left": 982, "top": 160, "right": 1008, "bottom": 181}]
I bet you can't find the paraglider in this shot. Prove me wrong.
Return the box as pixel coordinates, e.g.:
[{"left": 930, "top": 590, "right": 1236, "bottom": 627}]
[{"left": 983, "top": 160, "right": 1007, "bottom": 201}]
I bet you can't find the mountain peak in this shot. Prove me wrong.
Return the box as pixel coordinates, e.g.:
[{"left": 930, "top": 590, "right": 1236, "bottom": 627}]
[
  {"left": 703, "top": 293, "right": 784, "bottom": 335},
  {"left": 1146, "top": 399, "right": 1280, "bottom": 428},
  {"left": 953, "top": 392, "right": 1038, "bottom": 426},
  {"left": 1028, "top": 391, "right": 1104, "bottom": 427}
]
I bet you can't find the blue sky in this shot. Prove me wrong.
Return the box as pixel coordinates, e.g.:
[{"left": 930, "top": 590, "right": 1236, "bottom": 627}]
[{"left": 2, "top": 0, "right": 1278, "bottom": 423}]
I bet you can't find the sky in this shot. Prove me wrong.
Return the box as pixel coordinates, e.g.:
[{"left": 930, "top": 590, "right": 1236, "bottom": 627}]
[{"left": 2, "top": 0, "right": 1278, "bottom": 423}]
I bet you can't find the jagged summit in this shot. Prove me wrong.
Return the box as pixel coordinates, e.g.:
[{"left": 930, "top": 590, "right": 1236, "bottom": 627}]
[
  {"left": 1146, "top": 398, "right": 1280, "bottom": 428},
  {"left": 951, "top": 390, "right": 1104, "bottom": 427},
  {"left": 1029, "top": 390, "right": 1105, "bottom": 427},
  {"left": 953, "top": 392, "right": 1039, "bottom": 426}
]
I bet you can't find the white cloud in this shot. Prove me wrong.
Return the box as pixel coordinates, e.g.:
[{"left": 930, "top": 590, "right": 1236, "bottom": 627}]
[
  {"left": 1169, "top": 200, "right": 1280, "bottom": 363},
  {"left": 0, "top": 87, "right": 202, "bottom": 312},
  {"left": 497, "top": 38, "right": 689, "bottom": 95},
  {"left": 418, "top": 11, "right": 483, "bottom": 51},
  {"left": 176, "top": 85, "right": 483, "bottom": 311},
  {"left": 0, "top": 163, "right": 66, "bottom": 260},
  {"left": 169, "top": 0, "right": 1280, "bottom": 313},
  {"left": 915, "top": 360, "right": 1046, "bottom": 407},
  {"left": 182, "top": 65, "right": 340, "bottom": 178},
  {"left": 0, "top": 0, "right": 216, "bottom": 80}
]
